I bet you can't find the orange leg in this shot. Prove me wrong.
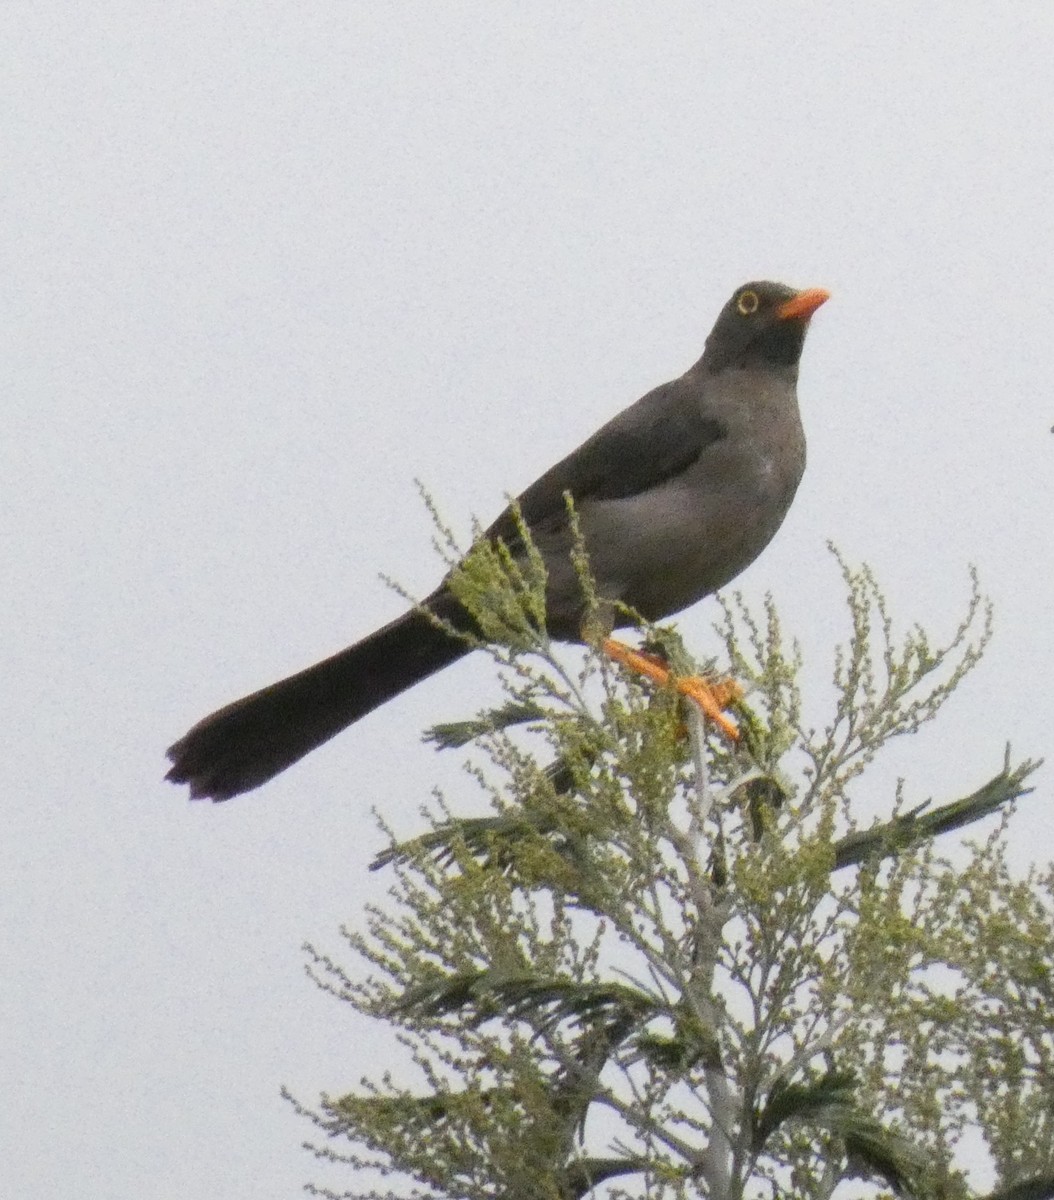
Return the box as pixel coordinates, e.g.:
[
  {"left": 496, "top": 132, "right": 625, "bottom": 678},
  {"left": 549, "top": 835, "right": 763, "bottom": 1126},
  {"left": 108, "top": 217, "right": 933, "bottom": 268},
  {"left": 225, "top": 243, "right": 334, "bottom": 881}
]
[{"left": 601, "top": 638, "right": 743, "bottom": 741}]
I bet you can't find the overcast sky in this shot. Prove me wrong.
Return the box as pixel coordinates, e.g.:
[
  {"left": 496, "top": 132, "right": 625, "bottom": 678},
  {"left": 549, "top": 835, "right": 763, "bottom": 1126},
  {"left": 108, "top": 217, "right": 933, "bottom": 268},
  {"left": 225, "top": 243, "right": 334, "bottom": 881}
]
[{"left": 4, "top": 4, "right": 1053, "bottom": 1197}]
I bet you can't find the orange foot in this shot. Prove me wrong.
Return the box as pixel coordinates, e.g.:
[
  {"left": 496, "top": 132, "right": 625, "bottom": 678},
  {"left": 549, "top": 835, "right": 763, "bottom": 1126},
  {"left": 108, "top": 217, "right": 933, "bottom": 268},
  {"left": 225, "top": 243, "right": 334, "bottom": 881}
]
[{"left": 601, "top": 638, "right": 743, "bottom": 741}]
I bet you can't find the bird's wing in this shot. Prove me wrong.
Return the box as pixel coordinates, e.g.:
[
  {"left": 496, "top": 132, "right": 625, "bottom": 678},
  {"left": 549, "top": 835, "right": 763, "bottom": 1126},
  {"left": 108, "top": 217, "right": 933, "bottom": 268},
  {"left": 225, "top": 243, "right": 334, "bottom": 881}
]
[{"left": 485, "top": 374, "right": 725, "bottom": 544}]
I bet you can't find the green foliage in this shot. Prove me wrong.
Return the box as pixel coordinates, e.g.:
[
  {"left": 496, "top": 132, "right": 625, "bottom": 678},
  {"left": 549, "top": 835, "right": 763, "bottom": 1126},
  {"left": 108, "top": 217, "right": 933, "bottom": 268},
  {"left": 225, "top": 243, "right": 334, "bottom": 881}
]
[{"left": 288, "top": 512, "right": 1046, "bottom": 1200}]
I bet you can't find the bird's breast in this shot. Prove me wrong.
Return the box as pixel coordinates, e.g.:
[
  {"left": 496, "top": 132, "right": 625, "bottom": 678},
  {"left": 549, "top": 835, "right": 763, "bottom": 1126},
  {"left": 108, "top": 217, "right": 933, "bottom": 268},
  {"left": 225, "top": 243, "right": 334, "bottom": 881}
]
[{"left": 579, "top": 381, "right": 805, "bottom": 621}]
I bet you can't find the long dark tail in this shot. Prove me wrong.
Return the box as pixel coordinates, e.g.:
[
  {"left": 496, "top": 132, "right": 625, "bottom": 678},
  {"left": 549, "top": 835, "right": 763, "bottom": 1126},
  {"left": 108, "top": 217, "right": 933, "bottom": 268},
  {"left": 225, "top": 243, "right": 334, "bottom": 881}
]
[{"left": 165, "top": 596, "right": 470, "bottom": 801}]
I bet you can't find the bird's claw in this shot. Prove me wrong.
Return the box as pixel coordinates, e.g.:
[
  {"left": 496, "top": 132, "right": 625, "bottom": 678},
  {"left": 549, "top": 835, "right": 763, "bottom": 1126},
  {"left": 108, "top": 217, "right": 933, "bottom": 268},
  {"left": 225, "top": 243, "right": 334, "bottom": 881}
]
[
  {"left": 601, "top": 638, "right": 742, "bottom": 741},
  {"left": 675, "top": 676, "right": 742, "bottom": 741}
]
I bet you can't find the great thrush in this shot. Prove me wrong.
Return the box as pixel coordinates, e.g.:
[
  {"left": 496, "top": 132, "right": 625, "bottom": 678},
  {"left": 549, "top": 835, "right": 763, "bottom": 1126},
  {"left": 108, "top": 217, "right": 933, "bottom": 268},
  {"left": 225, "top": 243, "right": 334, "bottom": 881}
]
[{"left": 166, "top": 280, "right": 828, "bottom": 801}]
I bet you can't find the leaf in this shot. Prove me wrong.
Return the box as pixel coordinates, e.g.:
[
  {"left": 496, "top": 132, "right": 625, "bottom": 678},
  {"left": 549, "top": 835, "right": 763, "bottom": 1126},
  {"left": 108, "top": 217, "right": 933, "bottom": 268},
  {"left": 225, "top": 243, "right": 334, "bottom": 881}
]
[
  {"left": 634, "top": 1022, "right": 722, "bottom": 1074},
  {"left": 833, "top": 756, "right": 1041, "bottom": 873},
  {"left": 559, "top": 1155, "right": 646, "bottom": 1198},
  {"left": 752, "top": 1069, "right": 858, "bottom": 1151},
  {"left": 425, "top": 701, "right": 549, "bottom": 749},
  {"left": 982, "top": 1175, "right": 1054, "bottom": 1200},
  {"left": 837, "top": 1113, "right": 931, "bottom": 1198}
]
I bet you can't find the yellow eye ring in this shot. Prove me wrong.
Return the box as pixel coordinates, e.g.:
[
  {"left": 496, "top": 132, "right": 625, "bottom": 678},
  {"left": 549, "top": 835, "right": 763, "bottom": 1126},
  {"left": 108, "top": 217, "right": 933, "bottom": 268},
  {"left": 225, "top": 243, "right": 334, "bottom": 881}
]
[{"left": 737, "top": 290, "right": 759, "bottom": 316}]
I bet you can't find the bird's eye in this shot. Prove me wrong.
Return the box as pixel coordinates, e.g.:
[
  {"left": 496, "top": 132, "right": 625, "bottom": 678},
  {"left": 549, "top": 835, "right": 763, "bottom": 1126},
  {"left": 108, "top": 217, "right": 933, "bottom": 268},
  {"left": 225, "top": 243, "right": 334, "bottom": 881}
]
[{"left": 737, "top": 290, "right": 760, "bottom": 316}]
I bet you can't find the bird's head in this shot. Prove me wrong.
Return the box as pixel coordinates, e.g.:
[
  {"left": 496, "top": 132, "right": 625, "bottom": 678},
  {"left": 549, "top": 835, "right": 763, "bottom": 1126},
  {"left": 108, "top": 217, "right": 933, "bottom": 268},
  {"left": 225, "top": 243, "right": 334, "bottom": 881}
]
[{"left": 702, "top": 281, "right": 829, "bottom": 374}]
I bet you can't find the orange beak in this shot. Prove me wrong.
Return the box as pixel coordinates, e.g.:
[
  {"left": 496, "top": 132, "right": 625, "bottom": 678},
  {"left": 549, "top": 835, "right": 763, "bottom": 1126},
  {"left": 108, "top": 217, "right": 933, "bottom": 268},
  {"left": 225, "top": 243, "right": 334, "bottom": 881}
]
[{"left": 777, "top": 287, "right": 830, "bottom": 322}]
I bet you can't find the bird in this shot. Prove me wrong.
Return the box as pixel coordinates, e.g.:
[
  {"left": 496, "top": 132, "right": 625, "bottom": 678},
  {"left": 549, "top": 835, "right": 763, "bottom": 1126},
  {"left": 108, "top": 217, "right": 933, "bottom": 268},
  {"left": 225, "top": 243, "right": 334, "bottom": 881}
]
[{"left": 166, "top": 280, "right": 828, "bottom": 801}]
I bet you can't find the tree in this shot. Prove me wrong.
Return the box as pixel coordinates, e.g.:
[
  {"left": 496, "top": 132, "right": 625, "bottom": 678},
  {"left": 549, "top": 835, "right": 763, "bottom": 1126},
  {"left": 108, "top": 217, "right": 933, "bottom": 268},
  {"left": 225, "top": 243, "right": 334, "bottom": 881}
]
[{"left": 285, "top": 513, "right": 1048, "bottom": 1200}]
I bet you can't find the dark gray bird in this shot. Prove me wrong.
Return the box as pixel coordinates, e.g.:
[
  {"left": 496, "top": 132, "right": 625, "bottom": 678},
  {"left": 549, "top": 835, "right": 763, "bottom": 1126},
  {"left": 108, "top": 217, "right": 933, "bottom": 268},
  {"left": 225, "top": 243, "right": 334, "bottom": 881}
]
[{"left": 166, "top": 281, "right": 828, "bottom": 801}]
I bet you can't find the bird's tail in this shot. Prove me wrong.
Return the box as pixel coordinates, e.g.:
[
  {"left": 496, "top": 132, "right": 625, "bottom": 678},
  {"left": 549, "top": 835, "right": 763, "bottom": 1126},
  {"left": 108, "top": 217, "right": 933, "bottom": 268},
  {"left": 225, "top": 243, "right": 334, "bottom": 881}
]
[{"left": 165, "top": 595, "right": 470, "bottom": 801}]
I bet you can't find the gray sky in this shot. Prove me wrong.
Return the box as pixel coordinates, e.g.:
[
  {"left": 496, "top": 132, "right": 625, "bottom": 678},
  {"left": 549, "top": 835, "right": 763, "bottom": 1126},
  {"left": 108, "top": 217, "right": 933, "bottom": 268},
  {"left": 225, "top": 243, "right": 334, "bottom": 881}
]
[{"left": 4, "top": 4, "right": 1053, "bottom": 1196}]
